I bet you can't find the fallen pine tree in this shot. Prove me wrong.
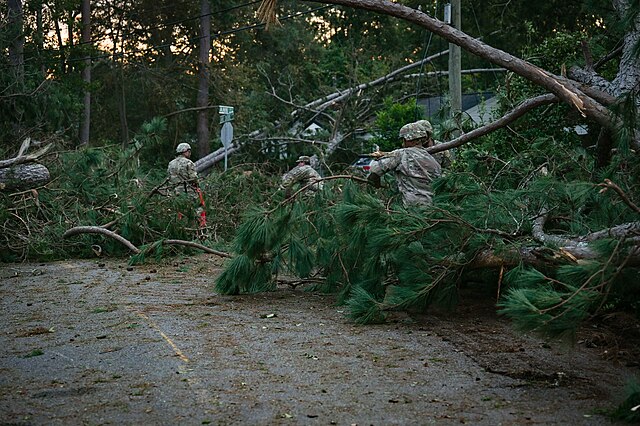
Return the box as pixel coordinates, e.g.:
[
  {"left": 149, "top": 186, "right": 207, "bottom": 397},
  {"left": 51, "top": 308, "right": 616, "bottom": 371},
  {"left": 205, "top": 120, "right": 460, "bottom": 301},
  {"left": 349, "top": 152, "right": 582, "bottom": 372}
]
[{"left": 214, "top": 168, "right": 640, "bottom": 338}]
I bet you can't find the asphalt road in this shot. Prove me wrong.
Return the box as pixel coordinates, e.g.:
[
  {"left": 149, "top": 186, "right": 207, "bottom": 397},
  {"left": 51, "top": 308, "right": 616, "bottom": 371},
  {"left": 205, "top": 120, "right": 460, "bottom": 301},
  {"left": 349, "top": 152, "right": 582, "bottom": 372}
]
[{"left": 1, "top": 256, "right": 637, "bottom": 425}]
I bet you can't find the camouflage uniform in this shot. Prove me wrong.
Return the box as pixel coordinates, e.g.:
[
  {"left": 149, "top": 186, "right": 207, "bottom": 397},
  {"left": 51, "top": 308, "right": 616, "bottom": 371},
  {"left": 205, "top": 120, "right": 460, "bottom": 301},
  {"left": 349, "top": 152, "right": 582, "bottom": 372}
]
[
  {"left": 429, "top": 140, "right": 453, "bottom": 169},
  {"left": 398, "top": 119, "right": 452, "bottom": 168},
  {"left": 280, "top": 156, "right": 324, "bottom": 195},
  {"left": 167, "top": 156, "right": 199, "bottom": 197},
  {"left": 369, "top": 147, "right": 441, "bottom": 207},
  {"left": 167, "top": 144, "right": 206, "bottom": 234}
]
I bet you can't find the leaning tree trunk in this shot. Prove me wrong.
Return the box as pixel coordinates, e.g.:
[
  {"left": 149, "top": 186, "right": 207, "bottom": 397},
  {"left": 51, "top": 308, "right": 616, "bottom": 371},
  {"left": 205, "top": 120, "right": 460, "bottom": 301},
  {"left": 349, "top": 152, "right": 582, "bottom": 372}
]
[
  {"left": 198, "top": 0, "right": 638, "bottom": 173},
  {"left": 112, "top": 8, "right": 129, "bottom": 149},
  {"left": 303, "top": 0, "right": 640, "bottom": 150}
]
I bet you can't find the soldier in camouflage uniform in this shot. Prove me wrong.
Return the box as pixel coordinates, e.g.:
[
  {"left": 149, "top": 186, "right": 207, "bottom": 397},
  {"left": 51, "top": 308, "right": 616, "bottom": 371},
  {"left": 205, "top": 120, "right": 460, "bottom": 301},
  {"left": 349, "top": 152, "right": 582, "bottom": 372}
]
[
  {"left": 414, "top": 120, "right": 453, "bottom": 169},
  {"left": 168, "top": 143, "right": 199, "bottom": 197},
  {"left": 368, "top": 120, "right": 442, "bottom": 207},
  {"left": 280, "top": 155, "right": 324, "bottom": 197},
  {"left": 168, "top": 143, "right": 206, "bottom": 232}
]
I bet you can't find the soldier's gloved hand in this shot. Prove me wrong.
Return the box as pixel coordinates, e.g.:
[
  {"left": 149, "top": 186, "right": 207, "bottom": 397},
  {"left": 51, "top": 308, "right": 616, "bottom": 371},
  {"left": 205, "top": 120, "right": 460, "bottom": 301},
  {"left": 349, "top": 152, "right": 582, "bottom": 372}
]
[{"left": 368, "top": 173, "right": 382, "bottom": 188}]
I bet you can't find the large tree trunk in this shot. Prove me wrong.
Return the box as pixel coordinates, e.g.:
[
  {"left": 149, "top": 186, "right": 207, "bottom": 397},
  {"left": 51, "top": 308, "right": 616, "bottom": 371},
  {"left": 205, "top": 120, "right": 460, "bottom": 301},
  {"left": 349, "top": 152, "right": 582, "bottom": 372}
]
[
  {"left": 148, "top": 3, "right": 174, "bottom": 68},
  {"left": 66, "top": 10, "right": 74, "bottom": 48},
  {"left": 196, "top": 0, "right": 212, "bottom": 159},
  {"left": 79, "top": 0, "right": 91, "bottom": 146},
  {"left": 35, "top": 0, "right": 43, "bottom": 66},
  {"left": 610, "top": 0, "right": 640, "bottom": 97},
  {"left": 53, "top": 18, "right": 66, "bottom": 73},
  {"left": 196, "top": 0, "right": 639, "bottom": 174},
  {"left": 301, "top": 0, "right": 640, "bottom": 152},
  {"left": 111, "top": 6, "right": 129, "bottom": 149},
  {"left": 7, "top": 0, "right": 24, "bottom": 87}
]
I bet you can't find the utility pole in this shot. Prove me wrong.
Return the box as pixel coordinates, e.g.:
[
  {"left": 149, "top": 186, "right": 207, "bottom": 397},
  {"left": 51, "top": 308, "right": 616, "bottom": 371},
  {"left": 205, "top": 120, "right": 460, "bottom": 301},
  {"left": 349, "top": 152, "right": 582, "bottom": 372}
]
[{"left": 447, "top": 0, "right": 462, "bottom": 127}]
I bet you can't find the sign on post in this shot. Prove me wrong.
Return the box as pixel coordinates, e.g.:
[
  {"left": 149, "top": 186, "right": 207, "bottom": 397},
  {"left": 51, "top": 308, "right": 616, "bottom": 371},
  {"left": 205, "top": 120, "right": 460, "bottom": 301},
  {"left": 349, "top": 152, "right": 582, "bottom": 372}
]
[
  {"left": 220, "top": 121, "right": 233, "bottom": 171},
  {"left": 219, "top": 105, "right": 234, "bottom": 124},
  {"left": 219, "top": 105, "right": 234, "bottom": 171},
  {"left": 221, "top": 122, "right": 233, "bottom": 148}
]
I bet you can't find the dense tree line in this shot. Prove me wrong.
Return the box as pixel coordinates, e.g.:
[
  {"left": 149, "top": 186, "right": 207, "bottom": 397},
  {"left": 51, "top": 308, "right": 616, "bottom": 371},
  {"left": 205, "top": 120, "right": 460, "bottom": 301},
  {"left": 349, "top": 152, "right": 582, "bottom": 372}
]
[{"left": 2, "top": 0, "right": 622, "bottom": 159}]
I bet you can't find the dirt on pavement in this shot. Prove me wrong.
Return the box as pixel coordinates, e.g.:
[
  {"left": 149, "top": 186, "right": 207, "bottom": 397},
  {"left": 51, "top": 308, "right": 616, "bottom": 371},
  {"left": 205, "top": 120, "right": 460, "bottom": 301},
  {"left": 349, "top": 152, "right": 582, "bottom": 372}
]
[{"left": 1, "top": 254, "right": 639, "bottom": 425}]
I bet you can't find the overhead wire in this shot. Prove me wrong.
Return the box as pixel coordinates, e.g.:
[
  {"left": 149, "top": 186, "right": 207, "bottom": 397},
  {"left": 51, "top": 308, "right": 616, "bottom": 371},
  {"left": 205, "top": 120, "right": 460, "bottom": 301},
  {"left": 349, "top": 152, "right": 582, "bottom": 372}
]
[
  {"left": 414, "top": 30, "right": 435, "bottom": 120},
  {"left": 105, "top": 0, "right": 264, "bottom": 46},
  {"left": 413, "top": 1, "right": 442, "bottom": 120},
  {"left": 469, "top": 1, "right": 503, "bottom": 87}
]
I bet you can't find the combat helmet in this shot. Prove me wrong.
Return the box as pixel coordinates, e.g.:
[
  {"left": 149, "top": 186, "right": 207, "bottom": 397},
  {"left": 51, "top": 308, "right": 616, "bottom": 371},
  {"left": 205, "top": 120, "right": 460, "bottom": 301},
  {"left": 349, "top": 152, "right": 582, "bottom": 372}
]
[
  {"left": 399, "top": 120, "right": 433, "bottom": 141},
  {"left": 297, "top": 155, "right": 311, "bottom": 163},
  {"left": 176, "top": 143, "right": 192, "bottom": 154}
]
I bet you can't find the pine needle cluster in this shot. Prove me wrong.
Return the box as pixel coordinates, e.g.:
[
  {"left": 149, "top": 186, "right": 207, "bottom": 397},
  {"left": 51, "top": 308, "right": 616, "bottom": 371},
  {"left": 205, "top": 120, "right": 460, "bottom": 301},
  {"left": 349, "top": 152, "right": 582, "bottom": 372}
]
[{"left": 216, "top": 179, "right": 496, "bottom": 323}]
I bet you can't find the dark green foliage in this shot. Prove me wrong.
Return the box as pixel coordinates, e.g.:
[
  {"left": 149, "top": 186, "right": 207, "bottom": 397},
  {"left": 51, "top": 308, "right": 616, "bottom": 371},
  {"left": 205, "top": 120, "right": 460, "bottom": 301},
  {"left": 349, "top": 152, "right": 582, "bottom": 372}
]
[
  {"left": 215, "top": 178, "right": 478, "bottom": 321},
  {"left": 0, "top": 138, "right": 279, "bottom": 262},
  {"left": 498, "top": 247, "right": 639, "bottom": 339},
  {"left": 370, "top": 98, "right": 424, "bottom": 152},
  {"left": 346, "top": 287, "right": 386, "bottom": 324},
  {"left": 498, "top": 281, "right": 596, "bottom": 340},
  {"left": 215, "top": 254, "right": 275, "bottom": 295},
  {"left": 1, "top": 0, "right": 638, "bottom": 348}
]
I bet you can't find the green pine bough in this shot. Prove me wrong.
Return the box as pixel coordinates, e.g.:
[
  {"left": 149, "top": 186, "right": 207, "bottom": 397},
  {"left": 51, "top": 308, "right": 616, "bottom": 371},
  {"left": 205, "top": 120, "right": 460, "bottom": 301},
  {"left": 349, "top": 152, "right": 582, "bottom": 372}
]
[{"left": 215, "top": 177, "right": 640, "bottom": 337}]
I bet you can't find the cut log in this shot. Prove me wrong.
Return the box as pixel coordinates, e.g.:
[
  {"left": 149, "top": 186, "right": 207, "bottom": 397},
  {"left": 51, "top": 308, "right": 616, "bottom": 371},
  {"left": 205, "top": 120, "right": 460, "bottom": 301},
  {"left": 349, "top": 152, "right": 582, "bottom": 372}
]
[{"left": 0, "top": 163, "right": 50, "bottom": 191}]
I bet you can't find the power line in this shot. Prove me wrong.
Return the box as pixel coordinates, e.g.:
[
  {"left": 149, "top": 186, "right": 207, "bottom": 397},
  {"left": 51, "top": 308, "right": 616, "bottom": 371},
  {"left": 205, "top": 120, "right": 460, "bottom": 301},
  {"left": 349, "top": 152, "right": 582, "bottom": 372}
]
[
  {"left": 414, "top": 2, "right": 440, "bottom": 120},
  {"left": 469, "top": 2, "right": 503, "bottom": 87},
  {"left": 0, "top": 0, "right": 263, "bottom": 72},
  {"left": 66, "top": 5, "right": 333, "bottom": 64},
  {"left": 112, "top": 0, "right": 264, "bottom": 44}
]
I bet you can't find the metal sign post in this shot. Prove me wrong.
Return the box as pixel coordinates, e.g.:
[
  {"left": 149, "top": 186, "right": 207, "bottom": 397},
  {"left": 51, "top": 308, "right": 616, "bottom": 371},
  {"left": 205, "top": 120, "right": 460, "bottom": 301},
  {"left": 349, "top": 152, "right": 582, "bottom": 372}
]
[{"left": 219, "top": 106, "right": 234, "bottom": 171}]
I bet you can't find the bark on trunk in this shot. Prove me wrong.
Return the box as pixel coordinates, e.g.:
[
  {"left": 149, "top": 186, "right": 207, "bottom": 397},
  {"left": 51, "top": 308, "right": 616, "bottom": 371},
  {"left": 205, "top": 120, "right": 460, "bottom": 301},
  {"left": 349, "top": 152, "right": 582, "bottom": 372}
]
[
  {"left": 0, "top": 164, "right": 50, "bottom": 191},
  {"left": 79, "top": 0, "right": 91, "bottom": 146},
  {"left": 111, "top": 6, "right": 129, "bottom": 148},
  {"left": 53, "top": 19, "right": 66, "bottom": 73},
  {"left": 7, "top": 0, "right": 25, "bottom": 87},
  {"left": 595, "top": 127, "right": 614, "bottom": 169},
  {"left": 196, "top": 0, "right": 212, "bottom": 159},
  {"left": 610, "top": 0, "right": 640, "bottom": 97},
  {"left": 35, "top": 0, "right": 43, "bottom": 53}
]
